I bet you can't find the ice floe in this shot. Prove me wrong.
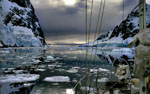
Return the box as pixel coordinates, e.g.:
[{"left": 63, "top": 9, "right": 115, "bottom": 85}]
[
  {"left": 0, "top": 50, "right": 10, "bottom": 54},
  {"left": 43, "top": 76, "right": 70, "bottom": 82},
  {"left": 97, "top": 77, "right": 109, "bottom": 82},
  {"left": 0, "top": 74, "right": 40, "bottom": 83},
  {"left": 24, "top": 83, "right": 35, "bottom": 87},
  {"left": 90, "top": 69, "right": 98, "bottom": 72},
  {"left": 99, "top": 68, "right": 110, "bottom": 72},
  {"left": 69, "top": 56, "right": 77, "bottom": 59},
  {"left": 66, "top": 89, "right": 74, "bottom": 94},
  {"left": 46, "top": 56, "right": 55, "bottom": 61},
  {"left": 35, "top": 69, "right": 45, "bottom": 72},
  {"left": 66, "top": 68, "right": 78, "bottom": 73}
]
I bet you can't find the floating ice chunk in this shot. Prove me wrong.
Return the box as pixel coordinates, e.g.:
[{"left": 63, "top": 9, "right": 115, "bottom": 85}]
[
  {"left": 73, "top": 67, "right": 80, "bottom": 69},
  {"left": 24, "top": 83, "right": 34, "bottom": 87},
  {"left": 72, "top": 79, "right": 78, "bottom": 83},
  {"left": 90, "top": 69, "right": 98, "bottom": 72},
  {"left": 16, "top": 56, "right": 24, "bottom": 59},
  {"left": 47, "top": 56, "right": 55, "bottom": 61},
  {"left": 48, "top": 65, "right": 57, "bottom": 69},
  {"left": 0, "top": 74, "right": 40, "bottom": 83},
  {"left": 99, "top": 68, "right": 110, "bottom": 72},
  {"left": 81, "top": 86, "right": 95, "bottom": 91},
  {"left": 97, "top": 78, "right": 109, "bottom": 82},
  {"left": 0, "top": 50, "right": 10, "bottom": 54},
  {"left": 47, "top": 56, "right": 54, "bottom": 59},
  {"left": 67, "top": 68, "right": 78, "bottom": 73},
  {"left": 66, "top": 89, "right": 74, "bottom": 94},
  {"left": 69, "top": 56, "right": 77, "bottom": 59},
  {"left": 112, "top": 48, "right": 132, "bottom": 52},
  {"left": 32, "top": 59, "right": 41, "bottom": 63},
  {"left": 43, "top": 76, "right": 70, "bottom": 82},
  {"left": 36, "top": 69, "right": 45, "bottom": 72},
  {"left": 13, "top": 70, "right": 24, "bottom": 74}
]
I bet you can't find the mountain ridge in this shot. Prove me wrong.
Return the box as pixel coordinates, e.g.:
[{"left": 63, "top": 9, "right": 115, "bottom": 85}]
[{"left": 84, "top": 4, "right": 150, "bottom": 47}]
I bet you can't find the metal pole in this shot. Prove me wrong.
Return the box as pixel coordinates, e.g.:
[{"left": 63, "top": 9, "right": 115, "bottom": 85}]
[
  {"left": 140, "top": 77, "right": 146, "bottom": 94},
  {"left": 139, "top": 0, "right": 146, "bottom": 30},
  {"left": 139, "top": 0, "right": 146, "bottom": 94}
]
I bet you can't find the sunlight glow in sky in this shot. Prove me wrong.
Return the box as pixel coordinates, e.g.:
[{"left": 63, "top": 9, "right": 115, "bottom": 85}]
[{"left": 64, "top": 0, "right": 76, "bottom": 6}]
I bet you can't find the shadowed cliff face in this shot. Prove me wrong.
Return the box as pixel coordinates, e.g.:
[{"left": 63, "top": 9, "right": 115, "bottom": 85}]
[{"left": 0, "top": 0, "right": 46, "bottom": 47}]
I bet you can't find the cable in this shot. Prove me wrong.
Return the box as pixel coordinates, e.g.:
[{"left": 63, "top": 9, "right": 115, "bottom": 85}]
[
  {"left": 121, "top": 0, "right": 124, "bottom": 54},
  {"left": 87, "top": 0, "right": 94, "bottom": 45},
  {"left": 130, "top": 0, "right": 144, "bottom": 14},
  {"left": 89, "top": 0, "right": 103, "bottom": 62},
  {"left": 123, "top": 0, "right": 124, "bottom": 20},
  {"left": 93, "top": 0, "right": 106, "bottom": 61},
  {"left": 98, "top": 0, "right": 106, "bottom": 37},
  {"left": 85, "top": 0, "right": 88, "bottom": 75}
]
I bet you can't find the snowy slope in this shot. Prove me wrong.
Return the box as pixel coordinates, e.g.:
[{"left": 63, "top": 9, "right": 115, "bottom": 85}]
[
  {"left": 0, "top": 0, "right": 46, "bottom": 47},
  {"left": 84, "top": 4, "right": 150, "bottom": 47}
]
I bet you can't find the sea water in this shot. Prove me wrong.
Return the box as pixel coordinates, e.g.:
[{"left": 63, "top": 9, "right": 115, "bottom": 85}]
[{"left": 0, "top": 45, "right": 133, "bottom": 94}]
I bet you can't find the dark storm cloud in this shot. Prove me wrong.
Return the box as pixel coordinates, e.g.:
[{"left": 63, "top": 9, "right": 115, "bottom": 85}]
[{"left": 31, "top": 0, "right": 138, "bottom": 43}]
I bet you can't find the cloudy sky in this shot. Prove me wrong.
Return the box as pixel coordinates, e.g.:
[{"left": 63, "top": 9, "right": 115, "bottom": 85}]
[{"left": 30, "top": 0, "right": 149, "bottom": 44}]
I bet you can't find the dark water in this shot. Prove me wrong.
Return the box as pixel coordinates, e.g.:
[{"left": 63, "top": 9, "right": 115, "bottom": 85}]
[{"left": 0, "top": 46, "right": 134, "bottom": 94}]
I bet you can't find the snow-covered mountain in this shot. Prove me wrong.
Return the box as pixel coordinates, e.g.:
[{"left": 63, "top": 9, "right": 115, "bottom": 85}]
[
  {"left": 84, "top": 4, "right": 150, "bottom": 47},
  {"left": 0, "top": 0, "right": 46, "bottom": 47}
]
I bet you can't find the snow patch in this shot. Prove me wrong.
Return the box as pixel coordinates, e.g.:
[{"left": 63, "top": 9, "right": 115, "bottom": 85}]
[{"left": 0, "top": 42, "right": 2, "bottom": 47}]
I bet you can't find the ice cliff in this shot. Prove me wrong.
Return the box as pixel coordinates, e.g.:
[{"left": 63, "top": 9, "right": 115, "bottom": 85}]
[{"left": 0, "top": 0, "right": 46, "bottom": 47}]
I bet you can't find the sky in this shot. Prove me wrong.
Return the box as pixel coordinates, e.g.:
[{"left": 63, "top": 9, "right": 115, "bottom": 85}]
[{"left": 30, "top": 0, "right": 148, "bottom": 44}]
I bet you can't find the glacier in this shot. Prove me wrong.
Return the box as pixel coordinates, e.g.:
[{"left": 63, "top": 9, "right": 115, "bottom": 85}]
[{"left": 0, "top": 0, "right": 46, "bottom": 47}]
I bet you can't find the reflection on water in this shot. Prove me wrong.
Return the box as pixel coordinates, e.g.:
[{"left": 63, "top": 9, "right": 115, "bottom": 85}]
[{"left": 0, "top": 46, "right": 134, "bottom": 94}]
